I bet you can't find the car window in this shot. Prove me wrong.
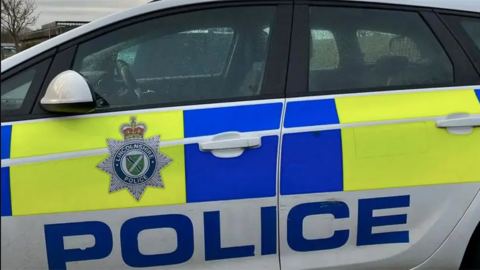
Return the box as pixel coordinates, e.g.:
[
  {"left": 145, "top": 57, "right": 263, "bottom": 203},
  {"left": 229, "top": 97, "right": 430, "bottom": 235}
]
[
  {"left": 308, "top": 6, "right": 454, "bottom": 93},
  {"left": 459, "top": 18, "right": 480, "bottom": 50},
  {"left": 357, "top": 31, "right": 422, "bottom": 63},
  {"left": 310, "top": 30, "right": 339, "bottom": 70},
  {"left": 1, "top": 70, "right": 35, "bottom": 111},
  {"left": 1, "top": 59, "right": 51, "bottom": 114},
  {"left": 117, "top": 45, "right": 139, "bottom": 66},
  {"left": 72, "top": 6, "right": 276, "bottom": 109},
  {"left": 130, "top": 28, "right": 235, "bottom": 79}
]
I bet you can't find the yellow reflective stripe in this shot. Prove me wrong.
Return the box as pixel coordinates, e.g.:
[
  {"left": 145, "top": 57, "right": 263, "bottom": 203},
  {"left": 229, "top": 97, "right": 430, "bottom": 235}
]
[
  {"left": 10, "top": 111, "right": 184, "bottom": 159},
  {"left": 10, "top": 145, "right": 186, "bottom": 216},
  {"left": 339, "top": 88, "right": 480, "bottom": 191},
  {"left": 335, "top": 89, "right": 480, "bottom": 124},
  {"left": 342, "top": 121, "right": 480, "bottom": 191}
]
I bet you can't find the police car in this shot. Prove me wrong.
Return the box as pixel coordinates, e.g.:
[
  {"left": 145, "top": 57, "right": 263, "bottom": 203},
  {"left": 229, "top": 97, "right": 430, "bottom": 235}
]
[{"left": 1, "top": 0, "right": 480, "bottom": 269}]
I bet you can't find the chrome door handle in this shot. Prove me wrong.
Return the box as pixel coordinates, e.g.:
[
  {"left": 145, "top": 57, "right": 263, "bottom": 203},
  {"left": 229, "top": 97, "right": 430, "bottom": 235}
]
[
  {"left": 200, "top": 137, "right": 261, "bottom": 151},
  {"left": 199, "top": 132, "right": 261, "bottom": 158},
  {"left": 436, "top": 114, "right": 480, "bottom": 135},
  {"left": 436, "top": 116, "right": 480, "bottom": 128}
]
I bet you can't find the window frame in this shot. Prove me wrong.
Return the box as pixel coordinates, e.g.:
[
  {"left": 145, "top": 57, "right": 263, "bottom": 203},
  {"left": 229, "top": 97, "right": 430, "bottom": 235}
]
[
  {"left": 25, "top": 1, "right": 293, "bottom": 121},
  {"left": 286, "top": 1, "right": 479, "bottom": 97},
  {"left": 436, "top": 10, "right": 480, "bottom": 75},
  {"left": 1, "top": 49, "right": 55, "bottom": 122}
]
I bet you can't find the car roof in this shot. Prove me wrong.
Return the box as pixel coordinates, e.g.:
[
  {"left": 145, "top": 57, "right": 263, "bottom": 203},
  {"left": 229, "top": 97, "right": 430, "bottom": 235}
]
[{"left": 2, "top": 0, "right": 479, "bottom": 73}]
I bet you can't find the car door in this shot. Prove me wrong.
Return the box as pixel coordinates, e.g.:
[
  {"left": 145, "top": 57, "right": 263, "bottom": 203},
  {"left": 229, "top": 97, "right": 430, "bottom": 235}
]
[
  {"left": 1, "top": 3, "right": 292, "bottom": 270},
  {"left": 279, "top": 3, "right": 480, "bottom": 269}
]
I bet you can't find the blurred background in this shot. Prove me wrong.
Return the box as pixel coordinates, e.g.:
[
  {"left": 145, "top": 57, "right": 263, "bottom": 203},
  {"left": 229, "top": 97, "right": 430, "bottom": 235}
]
[{"left": 1, "top": 0, "right": 147, "bottom": 60}]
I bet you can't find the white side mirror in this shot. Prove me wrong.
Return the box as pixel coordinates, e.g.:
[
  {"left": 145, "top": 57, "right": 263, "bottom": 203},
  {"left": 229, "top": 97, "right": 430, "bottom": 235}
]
[{"left": 40, "top": 70, "right": 96, "bottom": 113}]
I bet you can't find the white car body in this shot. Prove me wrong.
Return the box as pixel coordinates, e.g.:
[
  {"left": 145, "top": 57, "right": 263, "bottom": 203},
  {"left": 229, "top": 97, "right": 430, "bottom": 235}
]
[{"left": 1, "top": 0, "right": 479, "bottom": 269}]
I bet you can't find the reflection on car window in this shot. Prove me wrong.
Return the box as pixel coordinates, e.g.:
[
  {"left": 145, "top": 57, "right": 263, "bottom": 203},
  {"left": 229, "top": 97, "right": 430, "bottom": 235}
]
[
  {"left": 460, "top": 19, "right": 480, "bottom": 50},
  {"left": 72, "top": 6, "right": 276, "bottom": 109},
  {"left": 130, "top": 27, "right": 235, "bottom": 78},
  {"left": 1, "top": 68, "right": 36, "bottom": 111},
  {"left": 357, "top": 31, "right": 422, "bottom": 63},
  {"left": 308, "top": 6, "right": 453, "bottom": 93},
  {"left": 117, "top": 45, "right": 139, "bottom": 66},
  {"left": 310, "top": 30, "right": 339, "bottom": 70}
]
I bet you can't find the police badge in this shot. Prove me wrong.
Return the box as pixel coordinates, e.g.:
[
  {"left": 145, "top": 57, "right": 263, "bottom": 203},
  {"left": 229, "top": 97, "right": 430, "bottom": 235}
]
[{"left": 97, "top": 116, "right": 172, "bottom": 201}]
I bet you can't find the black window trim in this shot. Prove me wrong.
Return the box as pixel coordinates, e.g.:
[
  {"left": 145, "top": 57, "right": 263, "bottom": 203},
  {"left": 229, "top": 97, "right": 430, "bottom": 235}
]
[
  {"left": 435, "top": 10, "right": 480, "bottom": 75},
  {"left": 286, "top": 1, "right": 479, "bottom": 97},
  {"left": 1, "top": 49, "right": 55, "bottom": 123},
  {"left": 1, "top": 48, "right": 56, "bottom": 81},
  {"left": 20, "top": 1, "right": 293, "bottom": 121},
  {"left": 422, "top": 10, "right": 478, "bottom": 82}
]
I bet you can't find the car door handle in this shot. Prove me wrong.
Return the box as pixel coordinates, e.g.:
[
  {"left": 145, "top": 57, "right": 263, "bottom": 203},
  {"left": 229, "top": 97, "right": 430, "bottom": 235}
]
[
  {"left": 199, "top": 132, "right": 262, "bottom": 158},
  {"left": 436, "top": 116, "right": 480, "bottom": 128},
  {"left": 200, "top": 137, "right": 261, "bottom": 151}
]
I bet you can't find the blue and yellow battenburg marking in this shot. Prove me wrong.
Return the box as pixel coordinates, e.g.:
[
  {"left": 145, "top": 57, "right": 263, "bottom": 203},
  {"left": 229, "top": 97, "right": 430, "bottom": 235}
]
[
  {"left": 1, "top": 125, "right": 12, "bottom": 217},
  {"left": 1, "top": 103, "right": 283, "bottom": 217},
  {"left": 282, "top": 88, "right": 480, "bottom": 195},
  {"left": 2, "top": 88, "right": 480, "bottom": 217}
]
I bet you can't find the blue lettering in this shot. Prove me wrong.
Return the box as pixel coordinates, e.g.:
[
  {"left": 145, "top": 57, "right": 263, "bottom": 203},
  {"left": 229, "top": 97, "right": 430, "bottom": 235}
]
[
  {"left": 261, "top": 206, "right": 277, "bottom": 255},
  {"left": 204, "top": 211, "right": 255, "bottom": 260},
  {"left": 121, "top": 214, "right": 194, "bottom": 267},
  {"left": 43, "top": 195, "right": 411, "bottom": 269},
  {"left": 287, "top": 201, "right": 349, "bottom": 252},
  {"left": 44, "top": 221, "right": 113, "bottom": 270},
  {"left": 357, "top": 195, "right": 410, "bottom": 246}
]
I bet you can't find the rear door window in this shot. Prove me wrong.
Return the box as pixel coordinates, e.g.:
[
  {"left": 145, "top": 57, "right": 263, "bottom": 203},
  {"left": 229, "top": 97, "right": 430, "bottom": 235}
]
[
  {"left": 440, "top": 14, "right": 480, "bottom": 73},
  {"left": 357, "top": 31, "right": 421, "bottom": 63},
  {"left": 310, "top": 30, "right": 339, "bottom": 70},
  {"left": 442, "top": 15, "right": 480, "bottom": 51},
  {"left": 460, "top": 19, "right": 480, "bottom": 49},
  {"left": 308, "top": 6, "right": 454, "bottom": 93}
]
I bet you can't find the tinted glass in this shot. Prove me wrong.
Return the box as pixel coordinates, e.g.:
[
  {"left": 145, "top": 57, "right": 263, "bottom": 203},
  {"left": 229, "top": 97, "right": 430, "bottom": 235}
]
[
  {"left": 72, "top": 6, "right": 276, "bottom": 109},
  {"left": 1, "top": 59, "right": 51, "bottom": 114},
  {"left": 308, "top": 7, "right": 454, "bottom": 93},
  {"left": 310, "top": 29, "right": 339, "bottom": 70},
  {"left": 1, "top": 69, "right": 36, "bottom": 111},
  {"left": 460, "top": 18, "right": 480, "bottom": 50}
]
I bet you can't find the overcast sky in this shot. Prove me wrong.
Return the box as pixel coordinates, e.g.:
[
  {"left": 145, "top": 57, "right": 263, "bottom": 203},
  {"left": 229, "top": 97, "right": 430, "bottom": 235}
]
[{"left": 34, "top": 0, "right": 149, "bottom": 28}]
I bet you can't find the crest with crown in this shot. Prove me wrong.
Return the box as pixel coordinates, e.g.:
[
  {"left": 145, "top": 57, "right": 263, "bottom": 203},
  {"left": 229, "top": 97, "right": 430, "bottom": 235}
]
[{"left": 120, "top": 116, "right": 147, "bottom": 140}]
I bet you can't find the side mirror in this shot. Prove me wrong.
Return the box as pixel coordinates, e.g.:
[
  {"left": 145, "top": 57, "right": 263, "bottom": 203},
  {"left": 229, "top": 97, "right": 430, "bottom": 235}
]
[{"left": 40, "top": 70, "right": 96, "bottom": 114}]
